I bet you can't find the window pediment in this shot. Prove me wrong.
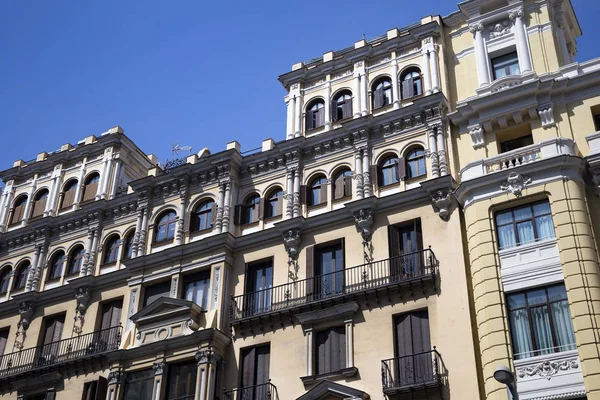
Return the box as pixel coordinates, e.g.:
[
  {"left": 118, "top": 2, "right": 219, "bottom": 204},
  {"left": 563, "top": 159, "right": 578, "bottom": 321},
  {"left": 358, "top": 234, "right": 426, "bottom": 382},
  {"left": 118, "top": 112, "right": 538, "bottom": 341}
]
[{"left": 296, "top": 379, "right": 369, "bottom": 400}]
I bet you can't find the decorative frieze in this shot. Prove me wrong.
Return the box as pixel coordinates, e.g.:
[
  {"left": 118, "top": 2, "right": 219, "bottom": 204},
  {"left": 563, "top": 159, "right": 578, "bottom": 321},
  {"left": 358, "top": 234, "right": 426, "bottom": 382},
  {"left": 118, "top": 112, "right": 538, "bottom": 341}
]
[
  {"left": 488, "top": 21, "right": 511, "bottom": 39},
  {"left": 500, "top": 172, "right": 531, "bottom": 197},
  {"left": 517, "top": 358, "right": 579, "bottom": 380}
]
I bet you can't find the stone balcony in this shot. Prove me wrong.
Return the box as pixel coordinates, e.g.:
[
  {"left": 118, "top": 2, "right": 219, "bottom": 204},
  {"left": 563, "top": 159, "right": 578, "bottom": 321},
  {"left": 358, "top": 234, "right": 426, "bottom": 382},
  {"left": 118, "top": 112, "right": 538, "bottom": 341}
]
[{"left": 460, "top": 138, "right": 576, "bottom": 182}]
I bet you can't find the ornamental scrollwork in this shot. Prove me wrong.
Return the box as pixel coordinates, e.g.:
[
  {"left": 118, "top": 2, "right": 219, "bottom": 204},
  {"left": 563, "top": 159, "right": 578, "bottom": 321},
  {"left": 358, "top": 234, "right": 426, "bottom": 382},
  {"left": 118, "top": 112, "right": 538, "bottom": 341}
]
[
  {"left": 517, "top": 358, "right": 579, "bottom": 380},
  {"left": 500, "top": 172, "right": 531, "bottom": 197}
]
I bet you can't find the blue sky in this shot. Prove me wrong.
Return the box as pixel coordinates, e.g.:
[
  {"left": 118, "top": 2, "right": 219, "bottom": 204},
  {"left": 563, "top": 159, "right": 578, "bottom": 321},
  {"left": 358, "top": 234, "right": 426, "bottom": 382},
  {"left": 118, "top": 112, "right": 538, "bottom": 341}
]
[{"left": 0, "top": 0, "right": 598, "bottom": 180}]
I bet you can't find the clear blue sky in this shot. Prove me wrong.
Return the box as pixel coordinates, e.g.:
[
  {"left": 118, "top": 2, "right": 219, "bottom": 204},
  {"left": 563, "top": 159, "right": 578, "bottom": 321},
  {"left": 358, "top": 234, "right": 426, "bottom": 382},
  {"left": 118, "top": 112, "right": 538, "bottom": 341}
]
[{"left": 1, "top": 0, "right": 598, "bottom": 182}]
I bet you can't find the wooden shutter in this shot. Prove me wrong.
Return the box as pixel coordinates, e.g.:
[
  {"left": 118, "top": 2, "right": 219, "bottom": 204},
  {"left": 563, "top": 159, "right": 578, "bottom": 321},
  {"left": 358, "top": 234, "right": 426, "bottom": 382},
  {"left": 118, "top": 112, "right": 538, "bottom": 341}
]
[
  {"left": 31, "top": 196, "right": 46, "bottom": 218},
  {"left": 95, "top": 377, "right": 108, "bottom": 400},
  {"left": 344, "top": 176, "right": 352, "bottom": 198},
  {"left": 81, "top": 381, "right": 95, "bottom": 400},
  {"left": 375, "top": 88, "right": 384, "bottom": 109},
  {"left": 255, "top": 345, "right": 270, "bottom": 385},
  {"left": 258, "top": 198, "right": 265, "bottom": 220},
  {"left": 402, "top": 78, "right": 414, "bottom": 99},
  {"left": 334, "top": 176, "right": 344, "bottom": 200},
  {"left": 11, "top": 201, "right": 26, "bottom": 224},
  {"left": 331, "top": 100, "right": 338, "bottom": 122},
  {"left": 83, "top": 181, "right": 97, "bottom": 202},
  {"left": 343, "top": 99, "right": 352, "bottom": 119},
  {"left": 305, "top": 111, "right": 313, "bottom": 131},
  {"left": 274, "top": 197, "right": 283, "bottom": 216},
  {"left": 316, "top": 330, "right": 327, "bottom": 375},
  {"left": 52, "top": 315, "right": 65, "bottom": 342},
  {"left": 143, "top": 281, "right": 170, "bottom": 307},
  {"left": 317, "top": 107, "right": 325, "bottom": 127},
  {"left": 62, "top": 187, "right": 75, "bottom": 209},
  {"left": 241, "top": 347, "right": 256, "bottom": 388},
  {"left": 398, "top": 157, "right": 407, "bottom": 181},
  {"left": 234, "top": 205, "right": 243, "bottom": 226},
  {"left": 370, "top": 165, "right": 378, "bottom": 189},
  {"left": 306, "top": 245, "right": 314, "bottom": 299},
  {"left": 389, "top": 226, "right": 401, "bottom": 258},
  {"left": 332, "top": 327, "right": 346, "bottom": 372},
  {"left": 319, "top": 184, "right": 327, "bottom": 205},
  {"left": 0, "top": 329, "right": 8, "bottom": 356},
  {"left": 210, "top": 203, "right": 218, "bottom": 226},
  {"left": 299, "top": 185, "right": 307, "bottom": 205},
  {"left": 108, "top": 299, "right": 123, "bottom": 328}
]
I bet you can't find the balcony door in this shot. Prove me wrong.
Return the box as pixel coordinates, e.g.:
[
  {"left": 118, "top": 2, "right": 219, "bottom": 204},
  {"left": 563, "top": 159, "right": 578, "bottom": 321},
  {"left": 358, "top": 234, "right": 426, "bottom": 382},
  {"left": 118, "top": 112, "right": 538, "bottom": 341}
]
[
  {"left": 96, "top": 299, "right": 122, "bottom": 351},
  {"left": 389, "top": 220, "right": 423, "bottom": 280},
  {"left": 245, "top": 260, "right": 273, "bottom": 316},
  {"left": 394, "top": 310, "right": 432, "bottom": 386},
  {"left": 314, "top": 241, "right": 344, "bottom": 300},
  {"left": 240, "top": 344, "right": 270, "bottom": 400},
  {"left": 38, "top": 314, "right": 65, "bottom": 367}
]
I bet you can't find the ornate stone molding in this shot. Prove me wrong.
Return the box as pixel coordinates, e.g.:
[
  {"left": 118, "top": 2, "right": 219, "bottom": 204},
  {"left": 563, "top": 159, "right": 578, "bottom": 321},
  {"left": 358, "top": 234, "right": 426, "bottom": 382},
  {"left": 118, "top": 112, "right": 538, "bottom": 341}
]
[
  {"left": 469, "top": 125, "right": 485, "bottom": 149},
  {"left": 108, "top": 370, "right": 123, "bottom": 385},
  {"left": 153, "top": 361, "right": 166, "bottom": 375},
  {"left": 353, "top": 209, "right": 374, "bottom": 243},
  {"left": 517, "top": 358, "right": 579, "bottom": 380},
  {"left": 538, "top": 106, "right": 556, "bottom": 129},
  {"left": 501, "top": 172, "right": 531, "bottom": 197},
  {"left": 509, "top": 7, "right": 524, "bottom": 21},
  {"left": 75, "top": 287, "right": 91, "bottom": 315},
  {"left": 18, "top": 301, "right": 34, "bottom": 331},
  {"left": 468, "top": 22, "right": 484, "bottom": 34},
  {"left": 489, "top": 21, "right": 511, "bottom": 39},
  {"left": 431, "top": 189, "right": 454, "bottom": 221},
  {"left": 195, "top": 349, "right": 216, "bottom": 365},
  {"left": 283, "top": 229, "right": 302, "bottom": 260}
]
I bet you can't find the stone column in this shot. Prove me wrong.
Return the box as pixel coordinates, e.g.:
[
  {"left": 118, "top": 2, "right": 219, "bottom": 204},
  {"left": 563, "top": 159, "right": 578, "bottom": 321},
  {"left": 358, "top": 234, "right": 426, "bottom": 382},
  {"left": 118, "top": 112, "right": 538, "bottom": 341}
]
[
  {"left": 429, "top": 126, "right": 439, "bottom": 178},
  {"left": 436, "top": 124, "right": 448, "bottom": 176},
  {"left": 0, "top": 183, "right": 14, "bottom": 231},
  {"left": 32, "top": 244, "right": 46, "bottom": 291},
  {"left": 131, "top": 207, "right": 143, "bottom": 259},
  {"left": 353, "top": 71, "right": 361, "bottom": 118},
  {"left": 222, "top": 180, "right": 231, "bottom": 233},
  {"left": 215, "top": 183, "right": 225, "bottom": 234},
  {"left": 422, "top": 49, "right": 432, "bottom": 95},
  {"left": 101, "top": 157, "right": 113, "bottom": 200},
  {"left": 324, "top": 81, "right": 332, "bottom": 131},
  {"left": 96, "top": 158, "right": 109, "bottom": 200},
  {"left": 286, "top": 96, "right": 295, "bottom": 139},
  {"left": 469, "top": 22, "right": 490, "bottom": 86},
  {"left": 152, "top": 361, "right": 166, "bottom": 400},
  {"left": 26, "top": 245, "right": 41, "bottom": 291},
  {"left": 138, "top": 207, "right": 149, "bottom": 256},
  {"left": 286, "top": 169, "right": 294, "bottom": 218},
  {"left": 554, "top": 11, "right": 571, "bottom": 66},
  {"left": 305, "top": 328, "right": 314, "bottom": 376},
  {"left": 360, "top": 70, "right": 368, "bottom": 116},
  {"left": 21, "top": 176, "right": 37, "bottom": 227},
  {"left": 345, "top": 319, "right": 354, "bottom": 368},
  {"left": 294, "top": 90, "right": 303, "bottom": 138},
  {"left": 390, "top": 59, "right": 400, "bottom": 109},
  {"left": 87, "top": 228, "right": 99, "bottom": 276},
  {"left": 0, "top": 189, "right": 5, "bottom": 229},
  {"left": 510, "top": 7, "right": 533, "bottom": 73},
  {"left": 362, "top": 149, "right": 371, "bottom": 197},
  {"left": 175, "top": 191, "right": 186, "bottom": 246},
  {"left": 81, "top": 229, "right": 94, "bottom": 277},
  {"left": 293, "top": 169, "right": 301, "bottom": 218},
  {"left": 46, "top": 166, "right": 62, "bottom": 217},
  {"left": 109, "top": 159, "right": 122, "bottom": 199},
  {"left": 107, "top": 370, "right": 123, "bottom": 400},
  {"left": 72, "top": 159, "right": 87, "bottom": 211},
  {"left": 354, "top": 151, "right": 363, "bottom": 200},
  {"left": 195, "top": 350, "right": 218, "bottom": 400},
  {"left": 430, "top": 45, "right": 440, "bottom": 93}
]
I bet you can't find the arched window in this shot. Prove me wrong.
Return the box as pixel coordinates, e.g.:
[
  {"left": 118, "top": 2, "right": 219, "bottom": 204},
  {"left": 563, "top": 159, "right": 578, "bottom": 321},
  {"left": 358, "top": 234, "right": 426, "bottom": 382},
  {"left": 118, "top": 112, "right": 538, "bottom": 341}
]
[
  {"left": 406, "top": 147, "right": 427, "bottom": 179},
  {"left": 333, "top": 91, "right": 353, "bottom": 122},
  {"left": 265, "top": 188, "right": 284, "bottom": 219},
  {"left": 333, "top": 169, "right": 353, "bottom": 200},
  {"left": 306, "top": 100, "right": 325, "bottom": 130},
  {"left": 10, "top": 195, "right": 28, "bottom": 225},
  {"left": 0, "top": 267, "right": 11, "bottom": 295},
  {"left": 30, "top": 189, "right": 49, "bottom": 219},
  {"left": 103, "top": 235, "right": 121, "bottom": 264},
  {"left": 13, "top": 261, "right": 30, "bottom": 290},
  {"left": 401, "top": 69, "right": 423, "bottom": 99},
  {"left": 123, "top": 231, "right": 135, "bottom": 260},
  {"left": 243, "top": 195, "right": 261, "bottom": 225},
  {"left": 81, "top": 173, "right": 100, "bottom": 203},
  {"left": 309, "top": 176, "right": 328, "bottom": 206},
  {"left": 60, "top": 179, "right": 78, "bottom": 209},
  {"left": 191, "top": 200, "right": 215, "bottom": 232},
  {"left": 372, "top": 78, "right": 393, "bottom": 109},
  {"left": 379, "top": 156, "right": 400, "bottom": 187},
  {"left": 155, "top": 210, "right": 177, "bottom": 242},
  {"left": 48, "top": 251, "right": 65, "bottom": 281},
  {"left": 67, "top": 246, "right": 85, "bottom": 275}
]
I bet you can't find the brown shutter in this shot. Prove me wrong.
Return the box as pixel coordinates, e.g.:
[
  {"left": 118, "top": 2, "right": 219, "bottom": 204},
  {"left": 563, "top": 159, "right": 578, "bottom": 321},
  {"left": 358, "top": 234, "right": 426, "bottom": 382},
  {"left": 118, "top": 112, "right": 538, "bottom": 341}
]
[
  {"left": 373, "top": 88, "right": 383, "bottom": 109},
  {"left": 370, "top": 165, "right": 378, "bottom": 189},
  {"left": 62, "top": 187, "right": 74, "bottom": 209},
  {"left": 183, "top": 210, "right": 192, "bottom": 232},
  {"left": 389, "top": 226, "right": 401, "bottom": 258},
  {"left": 210, "top": 203, "right": 218, "bottom": 226},
  {"left": 334, "top": 176, "right": 344, "bottom": 200},
  {"left": 110, "top": 300, "right": 123, "bottom": 328},
  {"left": 241, "top": 347, "right": 256, "bottom": 388},
  {"left": 344, "top": 99, "right": 352, "bottom": 119},
  {"left": 299, "top": 185, "right": 307, "bottom": 205},
  {"left": 83, "top": 182, "right": 97, "bottom": 202},
  {"left": 306, "top": 245, "right": 314, "bottom": 299},
  {"left": 95, "top": 377, "right": 108, "bottom": 400},
  {"left": 319, "top": 184, "right": 327, "bottom": 205},
  {"left": 274, "top": 197, "right": 283, "bottom": 216},
  {"left": 255, "top": 345, "right": 270, "bottom": 385},
  {"left": 344, "top": 176, "right": 352, "bottom": 198},
  {"left": 258, "top": 198, "right": 265, "bottom": 220},
  {"left": 331, "top": 100, "right": 337, "bottom": 122},
  {"left": 305, "top": 112, "right": 313, "bottom": 131},
  {"left": 234, "top": 205, "right": 243, "bottom": 225},
  {"left": 398, "top": 157, "right": 407, "bottom": 181},
  {"left": 0, "top": 329, "right": 8, "bottom": 356}
]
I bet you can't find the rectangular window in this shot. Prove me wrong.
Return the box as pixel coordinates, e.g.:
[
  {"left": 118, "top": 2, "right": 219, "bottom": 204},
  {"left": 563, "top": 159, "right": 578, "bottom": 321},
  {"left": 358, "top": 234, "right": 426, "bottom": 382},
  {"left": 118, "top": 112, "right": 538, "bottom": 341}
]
[
  {"left": 507, "top": 284, "right": 576, "bottom": 359},
  {"left": 389, "top": 219, "right": 424, "bottom": 279},
  {"left": 240, "top": 344, "right": 270, "bottom": 398},
  {"left": 492, "top": 52, "right": 520, "bottom": 80},
  {"left": 0, "top": 328, "right": 9, "bottom": 356},
  {"left": 245, "top": 260, "right": 273, "bottom": 315},
  {"left": 394, "top": 310, "right": 432, "bottom": 385},
  {"left": 495, "top": 200, "right": 555, "bottom": 250},
  {"left": 500, "top": 134, "right": 534, "bottom": 153},
  {"left": 183, "top": 271, "right": 210, "bottom": 309},
  {"left": 166, "top": 360, "right": 197, "bottom": 400},
  {"left": 38, "top": 314, "right": 65, "bottom": 366},
  {"left": 81, "top": 377, "right": 108, "bottom": 400},
  {"left": 314, "top": 241, "right": 344, "bottom": 300},
  {"left": 122, "top": 369, "right": 155, "bottom": 400},
  {"left": 594, "top": 113, "right": 600, "bottom": 131},
  {"left": 143, "top": 281, "right": 171, "bottom": 307},
  {"left": 316, "top": 327, "right": 346, "bottom": 375}
]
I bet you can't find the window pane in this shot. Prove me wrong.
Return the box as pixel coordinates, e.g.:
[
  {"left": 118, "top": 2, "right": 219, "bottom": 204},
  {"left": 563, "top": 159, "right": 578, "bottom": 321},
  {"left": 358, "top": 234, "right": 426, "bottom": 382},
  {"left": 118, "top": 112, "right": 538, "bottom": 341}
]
[
  {"left": 167, "top": 222, "right": 175, "bottom": 239},
  {"left": 533, "top": 202, "right": 551, "bottom": 216},
  {"left": 509, "top": 308, "right": 533, "bottom": 359},
  {"left": 547, "top": 285, "right": 568, "bottom": 301},
  {"left": 498, "top": 225, "right": 516, "bottom": 249},
  {"left": 514, "top": 206, "right": 533, "bottom": 221},
  {"left": 509, "top": 63, "right": 521, "bottom": 75},
  {"left": 526, "top": 288, "right": 548, "bottom": 306},
  {"left": 495, "top": 210, "right": 514, "bottom": 226},
  {"left": 550, "top": 300, "right": 576, "bottom": 350},
  {"left": 535, "top": 215, "right": 555, "bottom": 240},
  {"left": 495, "top": 67, "right": 507, "bottom": 79},
  {"left": 530, "top": 305, "right": 553, "bottom": 354},
  {"left": 156, "top": 225, "right": 166, "bottom": 241},
  {"left": 507, "top": 293, "right": 526, "bottom": 310},
  {"left": 516, "top": 220, "right": 535, "bottom": 244}
]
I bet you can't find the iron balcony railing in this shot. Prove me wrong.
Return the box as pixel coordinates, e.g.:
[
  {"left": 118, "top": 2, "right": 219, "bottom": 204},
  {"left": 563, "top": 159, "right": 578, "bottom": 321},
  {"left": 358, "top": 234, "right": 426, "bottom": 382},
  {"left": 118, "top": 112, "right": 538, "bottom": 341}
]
[
  {"left": 231, "top": 248, "right": 437, "bottom": 321},
  {"left": 0, "top": 325, "right": 121, "bottom": 378},
  {"left": 223, "top": 381, "right": 279, "bottom": 400},
  {"left": 381, "top": 348, "right": 442, "bottom": 391}
]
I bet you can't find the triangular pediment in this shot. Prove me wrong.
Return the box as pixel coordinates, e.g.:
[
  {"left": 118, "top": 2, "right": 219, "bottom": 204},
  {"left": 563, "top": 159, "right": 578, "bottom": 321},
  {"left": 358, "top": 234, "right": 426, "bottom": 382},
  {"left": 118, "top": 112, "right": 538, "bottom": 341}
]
[
  {"left": 130, "top": 296, "right": 204, "bottom": 323},
  {"left": 297, "top": 380, "right": 369, "bottom": 400}
]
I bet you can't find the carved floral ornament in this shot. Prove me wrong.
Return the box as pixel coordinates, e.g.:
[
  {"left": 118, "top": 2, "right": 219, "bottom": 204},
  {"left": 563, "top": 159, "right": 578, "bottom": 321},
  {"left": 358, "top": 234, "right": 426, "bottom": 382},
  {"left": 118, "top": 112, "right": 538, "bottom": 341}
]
[
  {"left": 283, "top": 229, "right": 302, "bottom": 260},
  {"left": 517, "top": 358, "right": 579, "bottom": 380},
  {"left": 431, "top": 189, "right": 454, "bottom": 221},
  {"left": 501, "top": 172, "right": 531, "bottom": 197},
  {"left": 353, "top": 209, "right": 374, "bottom": 243}
]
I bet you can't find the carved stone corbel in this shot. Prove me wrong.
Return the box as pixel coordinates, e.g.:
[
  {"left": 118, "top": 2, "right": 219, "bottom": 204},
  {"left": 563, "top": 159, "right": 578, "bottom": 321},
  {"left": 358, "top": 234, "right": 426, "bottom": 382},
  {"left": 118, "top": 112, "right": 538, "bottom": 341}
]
[
  {"left": 353, "top": 209, "right": 374, "bottom": 244},
  {"left": 73, "top": 286, "right": 91, "bottom": 334},
  {"left": 153, "top": 361, "right": 166, "bottom": 375},
  {"left": 282, "top": 229, "right": 302, "bottom": 260},
  {"left": 195, "top": 348, "right": 217, "bottom": 365},
  {"left": 501, "top": 172, "right": 531, "bottom": 197},
  {"left": 108, "top": 370, "right": 123, "bottom": 386},
  {"left": 430, "top": 189, "right": 454, "bottom": 221},
  {"left": 18, "top": 301, "right": 34, "bottom": 331}
]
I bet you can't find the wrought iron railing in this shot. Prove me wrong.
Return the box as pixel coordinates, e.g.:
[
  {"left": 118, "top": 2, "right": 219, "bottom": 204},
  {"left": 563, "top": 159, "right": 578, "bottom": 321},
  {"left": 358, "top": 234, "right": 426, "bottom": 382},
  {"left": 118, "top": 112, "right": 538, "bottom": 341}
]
[
  {"left": 223, "top": 381, "right": 278, "bottom": 400},
  {"left": 382, "top": 348, "right": 442, "bottom": 391},
  {"left": 0, "top": 325, "right": 121, "bottom": 377},
  {"left": 231, "top": 248, "right": 437, "bottom": 321}
]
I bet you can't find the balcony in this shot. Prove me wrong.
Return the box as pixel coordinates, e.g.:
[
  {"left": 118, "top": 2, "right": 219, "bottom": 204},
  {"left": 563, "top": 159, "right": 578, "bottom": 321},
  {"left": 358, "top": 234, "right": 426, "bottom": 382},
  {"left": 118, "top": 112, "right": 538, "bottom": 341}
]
[
  {"left": 381, "top": 348, "right": 444, "bottom": 396},
  {"left": 223, "top": 381, "right": 279, "bottom": 400},
  {"left": 0, "top": 326, "right": 121, "bottom": 380},
  {"left": 460, "top": 138, "right": 575, "bottom": 181},
  {"left": 230, "top": 249, "right": 438, "bottom": 325}
]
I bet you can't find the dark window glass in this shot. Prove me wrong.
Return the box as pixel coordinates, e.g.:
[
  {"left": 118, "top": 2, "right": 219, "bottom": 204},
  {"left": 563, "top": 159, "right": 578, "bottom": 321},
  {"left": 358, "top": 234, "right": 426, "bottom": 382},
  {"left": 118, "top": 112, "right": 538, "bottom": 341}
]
[
  {"left": 183, "top": 271, "right": 210, "bottom": 309},
  {"left": 155, "top": 210, "right": 177, "bottom": 242},
  {"left": 0, "top": 328, "right": 9, "bottom": 356},
  {"left": 39, "top": 314, "right": 65, "bottom": 365},
  {"left": 243, "top": 195, "right": 260, "bottom": 225},
  {"left": 192, "top": 200, "right": 214, "bottom": 232},
  {"left": 306, "top": 100, "right": 325, "bottom": 130},
  {"left": 82, "top": 377, "right": 108, "bottom": 400},
  {"left": 594, "top": 114, "right": 600, "bottom": 131},
  {"left": 372, "top": 78, "right": 393, "bottom": 109},
  {"left": 122, "top": 369, "right": 155, "bottom": 400},
  {"left": 401, "top": 69, "right": 422, "bottom": 99},
  {"left": 0, "top": 268, "right": 11, "bottom": 294},
  {"left": 167, "top": 361, "right": 197, "bottom": 400},
  {"left": 334, "top": 92, "right": 353, "bottom": 121},
  {"left": 380, "top": 156, "right": 399, "bottom": 187},
  {"left": 265, "top": 189, "right": 283, "bottom": 218},
  {"left": 406, "top": 148, "right": 426, "bottom": 179},
  {"left": 48, "top": 252, "right": 65, "bottom": 281},
  {"left": 143, "top": 281, "right": 171, "bottom": 307},
  {"left": 124, "top": 232, "right": 135, "bottom": 260},
  {"left": 495, "top": 200, "right": 555, "bottom": 250},
  {"left": 507, "top": 284, "right": 576, "bottom": 359},
  {"left": 500, "top": 135, "right": 534, "bottom": 153},
  {"left": 67, "top": 246, "right": 85, "bottom": 275},
  {"left": 492, "top": 52, "right": 520, "bottom": 79},
  {"left": 316, "top": 327, "right": 346, "bottom": 375},
  {"left": 13, "top": 262, "right": 30, "bottom": 290},
  {"left": 245, "top": 260, "right": 273, "bottom": 315},
  {"left": 314, "top": 242, "right": 344, "bottom": 299},
  {"left": 389, "top": 219, "right": 424, "bottom": 279},
  {"left": 103, "top": 236, "right": 121, "bottom": 264},
  {"left": 309, "top": 176, "right": 327, "bottom": 206}
]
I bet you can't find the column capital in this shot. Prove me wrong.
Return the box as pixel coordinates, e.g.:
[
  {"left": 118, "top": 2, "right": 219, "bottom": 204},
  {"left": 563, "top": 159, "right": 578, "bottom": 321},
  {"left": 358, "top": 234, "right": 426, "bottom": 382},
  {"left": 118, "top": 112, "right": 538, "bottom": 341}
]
[
  {"left": 153, "top": 361, "right": 166, "bottom": 376},
  {"left": 509, "top": 7, "right": 524, "bottom": 21},
  {"left": 469, "top": 22, "right": 484, "bottom": 34},
  {"left": 195, "top": 349, "right": 217, "bottom": 365},
  {"left": 108, "top": 370, "right": 124, "bottom": 386}
]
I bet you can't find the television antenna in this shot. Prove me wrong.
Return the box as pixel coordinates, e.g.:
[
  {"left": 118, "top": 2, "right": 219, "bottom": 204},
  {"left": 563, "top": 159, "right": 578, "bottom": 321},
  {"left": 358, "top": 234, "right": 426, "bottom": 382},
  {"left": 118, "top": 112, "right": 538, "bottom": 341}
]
[{"left": 172, "top": 143, "right": 193, "bottom": 159}]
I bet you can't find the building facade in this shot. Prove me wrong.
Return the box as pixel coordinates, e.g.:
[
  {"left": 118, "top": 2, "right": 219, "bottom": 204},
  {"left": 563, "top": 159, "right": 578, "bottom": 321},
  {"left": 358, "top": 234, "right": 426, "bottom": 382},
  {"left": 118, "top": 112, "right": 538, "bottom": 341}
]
[{"left": 0, "top": 0, "right": 598, "bottom": 399}]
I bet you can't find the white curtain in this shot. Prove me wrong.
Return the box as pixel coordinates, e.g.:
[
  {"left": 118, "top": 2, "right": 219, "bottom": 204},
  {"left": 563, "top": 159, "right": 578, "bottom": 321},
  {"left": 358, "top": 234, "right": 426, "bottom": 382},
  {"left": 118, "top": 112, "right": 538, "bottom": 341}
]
[
  {"left": 535, "top": 215, "right": 555, "bottom": 240},
  {"left": 551, "top": 300, "right": 576, "bottom": 351},
  {"left": 531, "top": 306, "right": 553, "bottom": 355},
  {"left": 509, "top": 309, "right": 533, "bottom": 359},
  {"left": 517, "top": 221, "right": 535, "bottom": 244},
  {"left": 498, "top": 225, "right": 516, "bottom": 249}
]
